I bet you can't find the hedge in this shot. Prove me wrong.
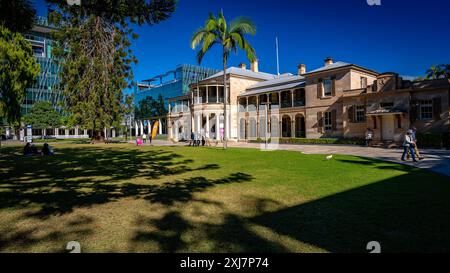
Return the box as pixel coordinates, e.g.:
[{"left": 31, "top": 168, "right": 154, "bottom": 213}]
[
  {"left": 417, "top": 133, "right": 450, "bottom": 149},
  {"left": 250, "top": 137, "right": 365, "bottom": 145}
]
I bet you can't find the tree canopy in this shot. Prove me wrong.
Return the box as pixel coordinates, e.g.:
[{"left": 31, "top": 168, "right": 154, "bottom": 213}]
[
  {"left": 135, "top": 94, "right": 167, "bottom": 119},
  {"left": 23, "top": 101, "right": 62, "bottom": 129},
  {"left": 0, "top": 26, "right": 40, "bottom": 124},
  {"left": 426, "top": 64, "right": 450, "bottom": 80},
  {"left": 0, "top": 0, "right": 36, "bottom": 32},
  {"left": 47, "top": 0, "right": 176, "bottom": 139}
]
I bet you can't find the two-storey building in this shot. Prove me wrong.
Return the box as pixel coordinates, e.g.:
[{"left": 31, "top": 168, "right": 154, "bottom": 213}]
[{"left": 168, "top": 57, "right": 449, "bottom": 146}]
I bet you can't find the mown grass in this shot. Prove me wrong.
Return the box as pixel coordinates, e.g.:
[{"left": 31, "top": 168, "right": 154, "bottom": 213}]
[{"left": 0, "top": 143, "right": 449, "bottom": 253}]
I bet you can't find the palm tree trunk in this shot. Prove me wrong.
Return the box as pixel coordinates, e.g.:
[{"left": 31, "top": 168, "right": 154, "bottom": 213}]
[{"left": 222, "top": 53, "right": 228, "bottom": 149}]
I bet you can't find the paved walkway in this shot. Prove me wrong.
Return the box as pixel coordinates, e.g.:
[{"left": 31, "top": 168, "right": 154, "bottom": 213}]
[{"left": 148, "top": 140, "right": 450, "bottom": 178}]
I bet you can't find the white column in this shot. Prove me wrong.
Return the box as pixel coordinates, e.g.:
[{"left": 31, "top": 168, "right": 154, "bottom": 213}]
[
  {"left": 196, "top": 114, "right": 201, "bottom": 134},
  {"left": 291, "top": 90, "right": 294, "bottom": 108},
  {"left": 54, "top": 128, "right": 59, "bottom": 137},
  {"left": 75, "top": 126, "right": 79, "bottom": 137},
  {"left": 197, "top": 86, "right": 200, "bottom": 104},
  {"left": 65, "top": 129, "right": 69, "bottom": 138},
  {"left": 84, "top": 129, "right": 87, "bottom": 137},
  {"left": 158, "top": 119, "right": 163, "bottom": 135},
  {"left": 147, "top": 120, "right": 151, "bottom": 135},
  {"left": 112, "top": 128, "right": 116, "bottom": 138},
  {"left": 216, "top": 113, "right": 221, "bottom": 141},
  {"left": 216, "top": 86, "right": 219, "bottom": 103},
  {"left": 206, "top": 85, "right": 209, "bottom": 104},
  {"left": 135, "top": 122, "right": 138, "bottom": 137},
  {"left": 206, "top": 113, "right": 210, "bottom": 138},
  {"left": 104, "top": 128, "right": 107, "bottom": 139},
  {"left": 140, "top": 121, "right": 144, "bottom": 136}
]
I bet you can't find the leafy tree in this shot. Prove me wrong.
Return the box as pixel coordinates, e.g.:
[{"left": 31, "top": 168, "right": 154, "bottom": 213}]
[
  {"left": 426, "top": 64, "right": 450, "bottom": 79},
  {"left": 47, "top": 0, "right": 176, "bottom": 140},
  {"left": 0, "top": 0, "right": 36, "bottom": 32},
  {"left": 191, "top": 11, "right": 257, "bottom": 149},
  {"left": 0, "top": 26, "right": 40, "bottom": 124},
  {"left": 135, "top": 94, "right": 167, "bottom": 119},
  {"left": 23, "top": 101, "right": 62, "bottom": 130}
]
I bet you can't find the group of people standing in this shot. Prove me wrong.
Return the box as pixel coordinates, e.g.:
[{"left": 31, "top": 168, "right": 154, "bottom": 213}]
[
  {"left": 136, "top": 133, "right": 152, "bottom": 146},
  {"left": 189, "top": 131, "right": 212, "bottom": 147}
]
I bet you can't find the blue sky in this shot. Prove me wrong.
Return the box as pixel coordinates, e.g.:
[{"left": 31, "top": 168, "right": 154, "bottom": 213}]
[{"left": 34, "top": 0, "right": 450, "bottom": 83}]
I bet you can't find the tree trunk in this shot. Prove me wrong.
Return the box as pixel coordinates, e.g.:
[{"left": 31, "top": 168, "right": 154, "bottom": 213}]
[{"left": 222, "top": 53, "right": 228, "bottom": 149}]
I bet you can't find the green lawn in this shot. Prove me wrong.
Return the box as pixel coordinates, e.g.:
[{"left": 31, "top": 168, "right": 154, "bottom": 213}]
[{"left": 0, "top": 143, "right": 449, "bottom": 253}]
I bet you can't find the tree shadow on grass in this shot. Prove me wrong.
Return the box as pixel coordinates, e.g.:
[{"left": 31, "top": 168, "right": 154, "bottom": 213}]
[
  {"left": 131, "top": 198, "right": 290, "bottom": 253},
  {"left": 251, "top": 171, "right": 450, "bottom": 252},
  {"left": 0, "top": 146, "right": 245, "bottom": 218}
]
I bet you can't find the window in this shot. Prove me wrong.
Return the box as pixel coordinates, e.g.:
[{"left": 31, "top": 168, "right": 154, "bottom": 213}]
[
  {"left": 324, "top": 111, "right": 332, "bottom": 131},
  {"left": 323, "top": 79, "right": 332, "bottom": 97},
  {"left": 361, "top": 77, "right": 368, "bottom": 88},
  {"left": 32, "top": 45, "right": 45, "bottom": 57},
  {"left": 419, "top": 100, "right": 433, "bottom": 120},
  {"left": 355, "top": 105, "right": 366, "bottom": 123},
  {"left": 396, "top": 115, "right": 402, "bottom": 129}
]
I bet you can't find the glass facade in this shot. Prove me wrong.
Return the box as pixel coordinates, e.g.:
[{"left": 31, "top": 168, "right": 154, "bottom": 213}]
[
  {"left": 21, "top": 17, "right": 63, "bottom": 115},
  {"left": 134, "top": 64, "right": 219, "bottom": 108}
]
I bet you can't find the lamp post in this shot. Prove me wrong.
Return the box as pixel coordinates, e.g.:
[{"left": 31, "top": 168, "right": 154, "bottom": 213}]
[{"left": 260, "top": 101, "right": 271, "bottom": 150}]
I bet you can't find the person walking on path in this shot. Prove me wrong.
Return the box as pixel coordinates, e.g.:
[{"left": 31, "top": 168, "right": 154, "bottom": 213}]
[
  {"left": 142, "top": 133, "right": 147, "bottom": 144},
  {"left": 407, "top": 127, "right": 423, "bottom": 160},
  {"left": 401, "top": 130, "right": 418, "bottom": 162}
]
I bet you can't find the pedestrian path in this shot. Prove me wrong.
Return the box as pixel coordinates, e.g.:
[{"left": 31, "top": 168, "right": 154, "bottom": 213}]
[{"left": 146, "top": 140, "right": 450, "bottom": 178}]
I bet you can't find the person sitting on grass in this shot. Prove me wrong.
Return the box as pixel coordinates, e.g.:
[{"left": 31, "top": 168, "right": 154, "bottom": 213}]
[
  {"left": 31, "top": 144, "right": 39, "bottom": 155},
  {"left": 23, "top": 143, "right": 32, "bottom": 156},
  {"left": 41, "top": 143, "right": 54, "bottom": 156}
]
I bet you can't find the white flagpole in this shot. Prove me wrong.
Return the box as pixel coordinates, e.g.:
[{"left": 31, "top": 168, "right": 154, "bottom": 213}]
[{"left": 276, "top": 37, "right": 280, "bottom": 75}]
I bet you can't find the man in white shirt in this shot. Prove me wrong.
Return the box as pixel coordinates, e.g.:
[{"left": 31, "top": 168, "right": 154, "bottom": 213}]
[{"left": 401, "top": 130, "right": 418, "bottom": 162}]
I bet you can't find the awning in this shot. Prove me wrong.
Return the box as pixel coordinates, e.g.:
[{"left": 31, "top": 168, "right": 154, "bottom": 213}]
[{"left": 366, "top": 108, "right": 406, "bottom": 116}]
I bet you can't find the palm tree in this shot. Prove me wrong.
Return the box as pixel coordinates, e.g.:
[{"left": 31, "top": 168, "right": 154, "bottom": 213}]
[
  {"left": 191, "top": 11, "right": 257, "bottom": 149},
  {"left": 426, "top": 65, "right": 445, "bottom": 79},
  {"left": 441, "top": 64, "right": 450, "bottom": 78}
]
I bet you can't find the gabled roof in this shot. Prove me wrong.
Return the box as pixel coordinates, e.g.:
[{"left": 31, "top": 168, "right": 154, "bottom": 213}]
[
  {"left": 305, "top": 61, "right": 351, "bottom": 74},
  {"left": 303, "top": 61, "right": 379, "bottom": 76},
  {"left": 203, "top": 67, "right": 277, "bottom": 81},
  {"left": 240, "top": 75, "right": 305, "bottom": 97},
  {"left": 247, "top": 74, "right": 304, "bottom": 90}
]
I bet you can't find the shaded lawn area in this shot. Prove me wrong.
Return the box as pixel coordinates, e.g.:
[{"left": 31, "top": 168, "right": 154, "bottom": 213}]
[{"left": 0, "top": 143, "right": 449, "bottom": 253}]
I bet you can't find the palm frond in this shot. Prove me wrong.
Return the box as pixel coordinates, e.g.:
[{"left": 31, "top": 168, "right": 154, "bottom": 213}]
[
  {"left": 196, "top": 40, "right": 218, "bottom": 64},
  {"left": 242, "top": 40, "right": 257, "bottom": 63},
  {"left": 205, "top": 13, "right": 218, "bottom": 32},
  {"left": 217, "top": 10, "right": 227, "bottom": 34},
  {"left": 190, "top": 28, "right": 207, "bottom": 49},
  {"left": 230, "top": 17, "right": 256, "bottom": 35}
]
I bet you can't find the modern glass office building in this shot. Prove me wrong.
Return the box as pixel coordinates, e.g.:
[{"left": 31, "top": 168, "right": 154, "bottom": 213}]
[
  {"left": 22, "top": 16, "right": 63, "bottom": 115},
  {"left": 135, "top": 64, "right": 219, "bottom": 107}
]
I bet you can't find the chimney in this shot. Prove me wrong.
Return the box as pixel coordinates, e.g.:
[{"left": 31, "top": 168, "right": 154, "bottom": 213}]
[
  {"left": 298, "top": 64, "right": 306, "bottom": 75},
  {"left": 238, "top": 63, "right": 247, "bottom": 70},
  {"left": 324, "top": 56, "right": 334, "bottom": 66},
  {"left": 250, "top": 60, "right": 259, "bottom": 73}
]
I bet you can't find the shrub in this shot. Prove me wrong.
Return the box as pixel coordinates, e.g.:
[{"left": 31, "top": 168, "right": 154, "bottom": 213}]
[
  {"left": 417, "top": 133, "right": 449, "bottom": 148},
  {"left": 250, "top": 138, "right": 365, "bottom": 145}
]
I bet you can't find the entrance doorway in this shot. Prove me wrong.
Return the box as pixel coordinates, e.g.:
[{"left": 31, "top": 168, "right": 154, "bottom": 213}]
[{"left": 381, "top": 115, "right": 395, "bottom": 141}]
